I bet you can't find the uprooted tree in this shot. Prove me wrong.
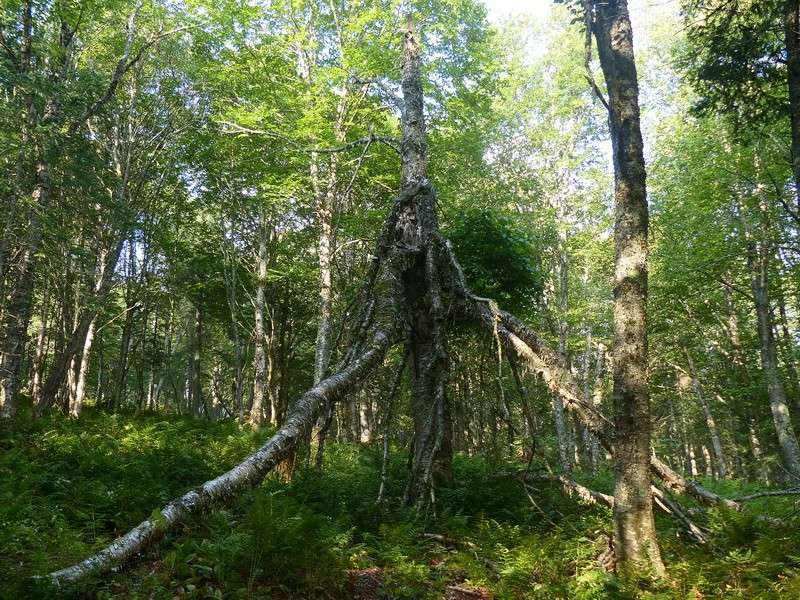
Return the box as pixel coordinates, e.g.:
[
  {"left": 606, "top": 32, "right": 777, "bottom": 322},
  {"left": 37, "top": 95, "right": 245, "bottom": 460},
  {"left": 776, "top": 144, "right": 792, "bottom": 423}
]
[{"left": 46, "top": 17, "right": 747, "bottom": 586}]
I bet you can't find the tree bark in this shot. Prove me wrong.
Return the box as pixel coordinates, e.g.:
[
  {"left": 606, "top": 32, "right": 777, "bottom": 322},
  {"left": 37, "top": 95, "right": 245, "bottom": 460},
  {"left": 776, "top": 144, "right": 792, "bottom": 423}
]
[
  {"left": 251, "top": 219, "right": 270, "bottom": 428},
  {"left": 747, "top": 237, "right": 800, "bottom": 479},
  {"left": 401, "top": 21, "right": 453, "bottom": 505},
  {"left": 590, "top": 0, "right": 665, "bottom": 576},
  {"left": 47, "top": 23, "right": 752, "bottom": 583},
  {"left": 47, "top": 328, "right": 395, "bottom": 585},
  {"left": 70, "top": 316, "right": 97, "bottom": 419},
  {"left": 590, "top": 342, "right": 606, "bottom": 470},
  {"left": 0, "top": 158, "right": 50, "bottom": 418},
  {"left": 37, "top": 240, "right": 124, "bottom": 414},
  {"left": 29, "top": 292, "right": 51, "bottom": 408},
  {"left": 553, "top": 197, "right": 573, "bottom": 471},
  {"left": 684, "top": 351, "right": 727, "bottom": 478}
]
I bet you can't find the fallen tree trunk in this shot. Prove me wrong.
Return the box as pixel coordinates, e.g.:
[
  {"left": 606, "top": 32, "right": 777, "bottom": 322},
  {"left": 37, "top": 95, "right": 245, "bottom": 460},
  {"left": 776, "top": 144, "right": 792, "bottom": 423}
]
[
  {"left": 505, "top": 470, "right": 708, "bottom": 544},
  {"left": 517, "top": 471, "right": 615, "bottom": 507},
  {"left": 47, "top": 328, "right": 396, "bottom": 585},
  {"left": 449, "top": 271, "right": 740, "bottom": 511},
  {"left": 732, "top": 487, "right": 800, "bottom": 502}
]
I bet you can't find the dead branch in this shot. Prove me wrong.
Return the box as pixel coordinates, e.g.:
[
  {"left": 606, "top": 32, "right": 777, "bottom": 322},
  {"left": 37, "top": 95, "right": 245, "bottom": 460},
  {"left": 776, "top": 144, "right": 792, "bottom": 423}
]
[
  {"left": 650, "top": 486, "right": 708, "bottom": 545},
  {"left": 421, "top": 532, "right": 477, "bottom": 550},
  {"left": 218, "top": 121, "right": 401, "bottom": 154},
  {"left": 732, "top": 487, "right": 800, "bottom": 502},
  {"left": 502, "top": 470, "right": 613, "bottom": 508}
]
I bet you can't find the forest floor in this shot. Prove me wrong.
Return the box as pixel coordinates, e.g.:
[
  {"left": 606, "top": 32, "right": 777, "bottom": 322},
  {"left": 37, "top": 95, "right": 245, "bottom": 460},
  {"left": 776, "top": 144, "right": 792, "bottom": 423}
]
[{"left": 1, "top": 411, "right": 799, "bottom": 599}]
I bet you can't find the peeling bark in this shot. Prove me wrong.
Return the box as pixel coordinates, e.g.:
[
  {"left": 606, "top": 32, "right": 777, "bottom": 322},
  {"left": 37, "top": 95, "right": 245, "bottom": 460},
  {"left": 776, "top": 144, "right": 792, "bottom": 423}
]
[{"left": 400, "top": 22, "right": 453, "bottom": 505}]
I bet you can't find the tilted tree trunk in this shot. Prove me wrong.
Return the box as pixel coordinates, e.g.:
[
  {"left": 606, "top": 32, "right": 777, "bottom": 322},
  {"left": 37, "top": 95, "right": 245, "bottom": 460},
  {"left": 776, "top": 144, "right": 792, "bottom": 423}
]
[
  {"left": 0, "top": 0, "right": 148, "bottom": 419},
  {"left": 36, "top": 239, "right": 124, "bottom": 415},
  {"left": 47, "top": 328, "right": 395, "bottom": 585},
  {"left": 746, "top": 234, "right": 800, "bottom": 479},
  {"left": 47, "top": 20, "right": 743, "bottom": 584},
  {"left": 684, "top": 350, "right": 727, "bottom": 478},
  {"left": 70, "top": 315, "right": 97, "bottom": 419},
  {"left": 587, "top": 0, "right": 665, "bottom": 575}
]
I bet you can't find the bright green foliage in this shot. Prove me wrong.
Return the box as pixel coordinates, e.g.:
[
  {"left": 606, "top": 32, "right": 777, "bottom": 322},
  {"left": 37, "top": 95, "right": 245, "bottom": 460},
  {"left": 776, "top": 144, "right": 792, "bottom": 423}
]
[
  {"left": 3, "top": 414, "right": 800, "bottom": 599},
  {"left": 4, "top": 0, "right": 800, "bottom": 597}
]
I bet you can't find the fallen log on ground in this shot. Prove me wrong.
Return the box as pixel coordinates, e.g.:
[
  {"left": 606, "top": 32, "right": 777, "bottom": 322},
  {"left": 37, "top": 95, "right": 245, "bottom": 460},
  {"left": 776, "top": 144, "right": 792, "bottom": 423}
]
[
  {"left": 47, "top": 328, "right": 396, "bottom": 585},
  {"left": 501, "top": 470, "right": 708, "bottom": 544}
]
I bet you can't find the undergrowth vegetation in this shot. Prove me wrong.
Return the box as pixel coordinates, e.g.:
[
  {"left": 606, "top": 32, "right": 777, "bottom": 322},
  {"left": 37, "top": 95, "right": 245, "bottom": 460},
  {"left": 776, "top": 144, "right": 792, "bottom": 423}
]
[{"left": 1, "top": 411, "right": 799, "bottom": 599}]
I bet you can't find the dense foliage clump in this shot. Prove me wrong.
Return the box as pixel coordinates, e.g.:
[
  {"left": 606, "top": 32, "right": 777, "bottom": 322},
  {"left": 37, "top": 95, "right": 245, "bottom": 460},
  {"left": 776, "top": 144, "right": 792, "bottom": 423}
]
[{"left": 447, "top": 209, "right": 545, "bottom": 313}]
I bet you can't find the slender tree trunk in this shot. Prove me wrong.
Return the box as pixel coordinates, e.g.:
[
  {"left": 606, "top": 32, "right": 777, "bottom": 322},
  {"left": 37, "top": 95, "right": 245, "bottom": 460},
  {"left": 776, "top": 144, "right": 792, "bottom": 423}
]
[
  {"left": 37, "top": 241, "right": 123, "bottom": 414},
  {"left": 580, "top": 329, "right": 594, "bottom": 468},
  {"left": 747, "top": 238, "right": 800, "bottom": 479},
  {"left": 785, "top": 0, "right": 800, "bottom": 205},
  {"left": 775, "top": 282, "right": 800, "bottom": 399},
  {"left": 191, "top": 305, "right": 203, "bottom": 417},
  {"left": 377, "top": 353, "right": 408, "bottom": 503},
  {"left": 590, "top": 342, "right": 606, "bottom": 470},
  {"left": 591, "top": 0, "right": 665, "bottom": 576},
  {"left": 684, "top": 351, "right": 727, "bottom": 478},
  {"left": 70, "top": 316, "right": 96, "bottom": 418},
  {"left": 748, "top": 417, "right": 771, "bottom": 484},
  {"left": 251, "top": 221, "right": 269, "bottom": 429},
  {"left": 221, "top": 237, "right": 245, "bottom": 418},
  {"left": 313, "top": 155, "right": 335, "bottom": 385},
  {"left": 552, "top": 197, "right": 573, "bottom": 471},
  {"left": 0, "top": 158, "right": 50, "bottom": 418},
  {"left": 29, "top": 291, "right": 50, "bottom": 408}
]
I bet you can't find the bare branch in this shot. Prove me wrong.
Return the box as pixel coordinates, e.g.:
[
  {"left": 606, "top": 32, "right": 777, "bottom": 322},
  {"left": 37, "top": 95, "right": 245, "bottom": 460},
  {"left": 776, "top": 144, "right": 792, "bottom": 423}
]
[
  {"left": 217, "top": 120, "right": 401, "bottom": 154},
  {"left": 67, "top": 2, "right": 190, "bottom": 135},
  {"left": 732, "top": 487, "right": 800, "bottom": 502},
  {"left": 583, "top": 0, "right": 610, "bottom": 112}
]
